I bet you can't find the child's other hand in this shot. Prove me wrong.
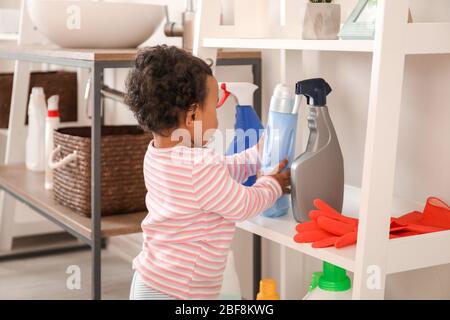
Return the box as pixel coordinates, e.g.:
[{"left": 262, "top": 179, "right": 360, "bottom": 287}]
[{"left": 268, "top": 159, "right": 291, "bottom": 194}]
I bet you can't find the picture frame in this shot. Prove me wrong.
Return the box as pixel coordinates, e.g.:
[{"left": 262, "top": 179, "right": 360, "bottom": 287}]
[{"left": 338, "top": 0, "right": 377, "bottom": 40}]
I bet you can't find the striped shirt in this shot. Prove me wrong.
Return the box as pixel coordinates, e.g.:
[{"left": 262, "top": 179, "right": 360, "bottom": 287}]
[{"left": 133, "top": 140, "right": 282, "bottom": 300}]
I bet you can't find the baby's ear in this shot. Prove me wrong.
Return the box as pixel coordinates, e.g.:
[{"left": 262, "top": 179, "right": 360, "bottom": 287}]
[
  {"left": 184, "top": 109, "right": 199, "bottom": 130},
  {"left": 187, "top": 104, "right": 200, "bottom": 123},
  {"left": 184, "top": 109, "right": 195, "bottom": 128}
]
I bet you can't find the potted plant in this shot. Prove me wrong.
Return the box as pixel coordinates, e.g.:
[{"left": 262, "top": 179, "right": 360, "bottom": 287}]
[{"left": 302, "top": 0, "right": 341, "bottom": 40}]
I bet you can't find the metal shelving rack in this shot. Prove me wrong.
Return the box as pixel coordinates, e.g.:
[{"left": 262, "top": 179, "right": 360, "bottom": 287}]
[
  {"left": 0, "top": 43, "right": 263, "bottom": 300},
  {"left": 0, "top": 45, "right": 144, "bottom": 300}
]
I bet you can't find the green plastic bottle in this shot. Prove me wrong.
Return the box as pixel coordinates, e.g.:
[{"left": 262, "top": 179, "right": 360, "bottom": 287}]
[{"left": 303, "top": 262, "right": 352, "bottom": 300}]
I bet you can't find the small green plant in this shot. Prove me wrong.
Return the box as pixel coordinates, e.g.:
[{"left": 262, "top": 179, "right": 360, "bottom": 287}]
[{"left": 309, "top": 0, "right": 333, "bottom": 3}]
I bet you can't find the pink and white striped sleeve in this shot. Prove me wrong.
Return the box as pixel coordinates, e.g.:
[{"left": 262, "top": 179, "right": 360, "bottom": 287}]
[
  {"left": 193, "top": 149, "right": 282, "bottom": 222},
  {"left": 224, "top": 144, "right": 260, "bottom": 184}
]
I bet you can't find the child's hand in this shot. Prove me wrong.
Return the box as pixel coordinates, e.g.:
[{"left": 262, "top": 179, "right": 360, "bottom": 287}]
[{"left": 267, "top": 159, "right": 291, "bottom": 194}]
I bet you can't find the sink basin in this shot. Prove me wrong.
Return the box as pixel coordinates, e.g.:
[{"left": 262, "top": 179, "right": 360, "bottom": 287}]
[{"left": 27, "top": 0, "right": 165, "bottom": 49}]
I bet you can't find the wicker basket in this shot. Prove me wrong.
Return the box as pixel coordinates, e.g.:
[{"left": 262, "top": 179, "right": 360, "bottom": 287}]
[{"left": 51, "top": 126, "right": 152, "bottom": 217}]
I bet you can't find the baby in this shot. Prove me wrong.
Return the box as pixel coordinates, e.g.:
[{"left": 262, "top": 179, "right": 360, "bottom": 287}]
[{"left": 125, "top": 45, "right": 290, "bottom": 300}]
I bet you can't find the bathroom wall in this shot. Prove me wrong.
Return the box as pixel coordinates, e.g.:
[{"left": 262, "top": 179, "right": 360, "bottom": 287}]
[
  {"left": 102, "top": 0, "right": 449, "bottom": 299},
  {"left": 0, "top": 0, "right": 18, "bottom": 9}
]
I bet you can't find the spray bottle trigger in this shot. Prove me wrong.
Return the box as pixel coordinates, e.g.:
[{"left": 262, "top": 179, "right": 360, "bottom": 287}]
[{"left": 217, "top": 83, "right": 231, "bottom": 108}]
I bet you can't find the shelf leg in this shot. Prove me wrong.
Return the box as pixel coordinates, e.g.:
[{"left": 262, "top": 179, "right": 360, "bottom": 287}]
[
  {"left": 192, "top": 0, "right": 220, "bottom": 70},
  {"left": 0, "top": 60, "right": 31, "bottom": 251},
  {"left": 279, "top": 245, "right": 287, "bottom": 300},
  {"left": 251, "top": 59, "right": 262, "bottom": 117},
  {"left": 91, "top": 64, "right": 103, "bottom": 300},
  {"left": 252, "top": 234, "right": 262, "bottom": 298},
  {"left": 353, "top": 0, "right": 409, "bottom": 300}
]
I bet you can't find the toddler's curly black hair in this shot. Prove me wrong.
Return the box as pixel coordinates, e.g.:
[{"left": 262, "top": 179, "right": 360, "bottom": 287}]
[{"left": 125, "top": 45, "right": 213, "bottom": 136}]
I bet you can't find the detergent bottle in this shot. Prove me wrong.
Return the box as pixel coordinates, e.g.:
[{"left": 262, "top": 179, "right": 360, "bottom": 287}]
[
  {"left": 218, "top": 82, "right": 263, "bottom": 186},
  {"left": 291, "top": 78, "right": 344, "bottom": 223},
  {"left": 26, "top": 87, "right": 47, "bottom": 172},
  {"left": 303, "top": 262, "right": 352, "bottom": 300},
  {"left": 261, "top": 84, "right": 299, "bottom": 218}
]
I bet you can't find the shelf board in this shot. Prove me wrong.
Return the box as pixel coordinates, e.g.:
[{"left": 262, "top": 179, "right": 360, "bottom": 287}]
[
  {"left": 0, "top": 164, "right": 146, "bottom": 243},
  {"left": 237, "top": 185, "right": 425, "bottom": 273},
  {"left": 217, "top": 50, "right": 261, "bottom": 60},
  {"left": 203, "top": 38, "right": 374, "bottom": 53},
  {"left": 0, "top": 44, "right": 138, "bottom": 65},
  {"left": 204, "top": 23, "right": 450, "bottom": 55},
  {"left": 238, "top": 212, "right": 357, "bottom": 272},
  {"left": 0, "top": 44, "right": 259, "bottom": 70},
  {"left": 387, "top": 229, "right": 450, "bottom": 274}
]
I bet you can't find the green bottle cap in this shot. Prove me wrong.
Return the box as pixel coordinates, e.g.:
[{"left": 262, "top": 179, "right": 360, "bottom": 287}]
[{"left": 318, "top": 262, "right": 351, "bottom": 292}]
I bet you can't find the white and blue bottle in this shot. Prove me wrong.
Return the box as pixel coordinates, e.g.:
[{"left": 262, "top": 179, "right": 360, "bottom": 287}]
[{"left": 261, "top": 84, "right": 299, "bottom": 218}]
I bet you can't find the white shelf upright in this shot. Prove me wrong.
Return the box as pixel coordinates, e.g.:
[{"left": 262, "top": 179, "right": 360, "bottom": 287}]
[
  {"left": 353, "top": 0, "right": 409, "bottom": 299},
  {"left": 0, "top": 0, "right": 35, "bottom": 251},
  {"left": 193, "top": 0, "right": 450, "bottom": 300}
]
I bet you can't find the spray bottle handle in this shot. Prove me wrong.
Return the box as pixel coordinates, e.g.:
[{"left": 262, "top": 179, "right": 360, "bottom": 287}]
[{"left": 217, "top": 83, "right": 231, "bottom": 108}]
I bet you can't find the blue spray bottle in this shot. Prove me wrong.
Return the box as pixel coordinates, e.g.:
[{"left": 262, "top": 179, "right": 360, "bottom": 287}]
[
  {"left": 218, "top": 82, "right": 263, "bottom": 186},
  {"left": 261, "top": 84, "right": 300, "bottom": 218}
]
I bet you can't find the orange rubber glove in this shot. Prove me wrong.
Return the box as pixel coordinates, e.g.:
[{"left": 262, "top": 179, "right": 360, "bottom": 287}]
[
  {"left": 390, "top": 197, "right": 449, "bottom": 235},
  {"left": 420, "top": 197, "right": 450, "bottom": 229},
  {"left": 293, "top": 199, "right": 359, "bottom": 249},
  {"left": 293, "top": 197, "right": 450, "bottom": 249}
]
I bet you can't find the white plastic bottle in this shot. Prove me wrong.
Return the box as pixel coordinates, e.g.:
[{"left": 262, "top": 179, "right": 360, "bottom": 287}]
[
  {"left": 218, "top": 251, "right": 242, "bottom": 300},
  {"left": 26, "top": 87, "right": 47, "bottom": 172},
  {"left": 303, "top": 262, "right": 353, "bottom": 300},
  {"left": 45, "top": 95, "right": 60, "bottom": 190}
]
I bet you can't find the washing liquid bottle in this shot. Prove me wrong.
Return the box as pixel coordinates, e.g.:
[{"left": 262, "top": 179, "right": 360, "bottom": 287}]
[
  {"left": 291, "top": 78, "right": 344, "bottom": 223},
  {"left": 303, "top": 262, "right": 352, "bottom": 300},
  {"left": 218, "top": 82, "right": 263, "bottom": 186},
  {"left": 45, "top": 95, "right": 60, "bottom": 190},
  {"left": 26, "top": 87, "right": 47, "bottom": 172},
  {"left": 261, "top": 84, "right": 299, "bottom": 218}
]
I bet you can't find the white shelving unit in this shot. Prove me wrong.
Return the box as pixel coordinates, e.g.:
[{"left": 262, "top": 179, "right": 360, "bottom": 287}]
[
  {"left": 194, "top": 0, "right": 450, "bottom": 299},
  {"left": 238, "top": 186, "right": 450, "bottom": 275},
  {"left": 237, "top": 185, "right": 420, "bottom": 273}
]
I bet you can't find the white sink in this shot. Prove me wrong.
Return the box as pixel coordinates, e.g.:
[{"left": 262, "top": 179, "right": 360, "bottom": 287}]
[{"left": 27, "top": 0, "right": 165, "bottom": 49}]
